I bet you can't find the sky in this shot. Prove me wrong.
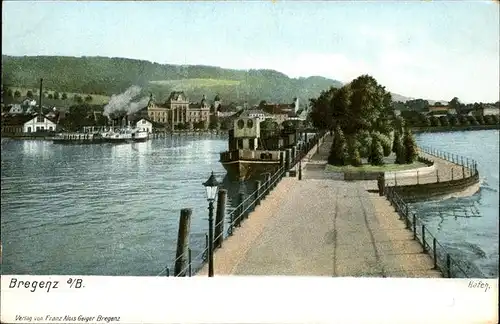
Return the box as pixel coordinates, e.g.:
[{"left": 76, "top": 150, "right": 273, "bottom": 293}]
[{"left": 2, "top": 1, "right": 499, "bottom": 103}]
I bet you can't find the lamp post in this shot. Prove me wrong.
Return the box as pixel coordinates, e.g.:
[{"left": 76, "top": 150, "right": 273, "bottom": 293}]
[{"left": 203, "top": 171, "right": 219, "bottom": 277}]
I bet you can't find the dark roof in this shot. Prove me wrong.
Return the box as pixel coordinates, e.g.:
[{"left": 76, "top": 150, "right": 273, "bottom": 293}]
[
  {"left": 1, "top": 114, "right": 35, "bottom": 126},
  {"left": 167, "top": 91, "right": 187, "bottom": 101},
  {"left": 190, "top": 102, "right": 209, "bottom": 109}
]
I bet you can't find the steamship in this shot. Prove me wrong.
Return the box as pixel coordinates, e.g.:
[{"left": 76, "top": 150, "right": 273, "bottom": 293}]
[
  {"left": 53, "top": 115, "right": 148, "bottom": 144},
  {"left": 219, "top": 114, "right": 299, "bottom": 181}
]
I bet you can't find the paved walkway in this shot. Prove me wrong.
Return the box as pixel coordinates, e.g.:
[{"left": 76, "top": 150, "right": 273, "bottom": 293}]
[{"left": 198, "top": 134, "right": 441, "bottom": 277}]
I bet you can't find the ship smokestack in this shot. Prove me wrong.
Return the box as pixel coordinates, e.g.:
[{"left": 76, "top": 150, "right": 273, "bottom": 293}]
[{"left": 39, "top": 78, "right": 43, "bottom": 117}]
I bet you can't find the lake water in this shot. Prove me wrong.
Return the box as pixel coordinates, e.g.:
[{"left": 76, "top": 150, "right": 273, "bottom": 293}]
[
  {"left": 1, "top": 130, "right": 498, "bottom": 277},
  {"left": 0, "top": 135, "right": 253, "bottom": 276},
  {"left": 414, "top": 130, "right": 499, "bottom": 278}
]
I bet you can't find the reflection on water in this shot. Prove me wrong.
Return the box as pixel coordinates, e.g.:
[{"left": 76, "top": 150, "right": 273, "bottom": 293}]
[
  {"left": 414, "top": 130, "right": 499, "bottom": 278},
  {"left": 1, "top": 136, "right": 252, "bottom": 276}
]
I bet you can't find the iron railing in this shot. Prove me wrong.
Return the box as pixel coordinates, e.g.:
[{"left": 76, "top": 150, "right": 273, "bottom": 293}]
[
  {"left": 385, "top": 185, "right": 471, "bottom": 278},
  {"left": 158, "top": 129, "right": 327, "bottom": 277}
]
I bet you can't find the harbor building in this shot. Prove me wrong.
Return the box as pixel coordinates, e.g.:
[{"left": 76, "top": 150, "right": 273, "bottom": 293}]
[
  {"left": 23, "top": 114, "right": 57, "bottom": 133},
  {"left": 135, "top": 118, "right": 153, "bottom": 134}
]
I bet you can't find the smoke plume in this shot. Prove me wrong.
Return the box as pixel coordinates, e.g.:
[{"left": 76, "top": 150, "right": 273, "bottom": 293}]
[{"left": 103, "top": 86, "right": 149, "bottom": 117}]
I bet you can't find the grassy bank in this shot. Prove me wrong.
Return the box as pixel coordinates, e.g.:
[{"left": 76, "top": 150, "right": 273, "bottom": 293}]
[
  {"left": 325, "top": 161, "right": 427, "bottom": 173},
  {"left": 412, "top": 124, "right": 499, "bottom": 133}
]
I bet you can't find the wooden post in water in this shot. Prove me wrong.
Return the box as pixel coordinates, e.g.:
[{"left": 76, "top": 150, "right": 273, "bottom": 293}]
[
  {"left": 291, "top": 146, "right": 296, "bottom": 166},
  {"left": 436, "top": 169, "right": 439, "bottom": 183},
  {"left": 214, "top": 189, "right": 227, "bottom": 249},
  {"left": 451, "top": 168, "right": 454, "bottom": 180},
  {"left": 174, "top": 208, "right": 192, "bottom": 277},
  {"left": 462, "top": 164, "right": 465, "bottom": 179},
  {"left": 279, "top": 151, "right": 285, "bottom": 167}
]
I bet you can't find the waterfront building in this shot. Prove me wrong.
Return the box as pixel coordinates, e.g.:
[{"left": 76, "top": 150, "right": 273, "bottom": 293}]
[
  {"left": 240, "top": 109, "right": 270, "bottom": 123},
  {"left": 135, "top": 118, "right": 153, "bottom": 133},
  {"left": 1, "top": 115, "right": 33, "bottom": 135},
  {"left": 188, "top": 95, "right": 210, "bottom": 124},
  {"left": 8, "top": 104, "right": 23, "bottom": 115},
  {"left": 23, "top": 114, "right": 57, "bottom": 133},
  {"left": 472, "top": 105, "right": 500, "bottom": 117},
  {"left": 427, "top": 105, "right": 450, "bottom": 114},
  {"left": 145, "top": 92, "right": 212, "bottom": 129}
]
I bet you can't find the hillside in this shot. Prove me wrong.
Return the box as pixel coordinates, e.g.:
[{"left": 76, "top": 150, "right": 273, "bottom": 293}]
[{"left": 1, "top": 55, "right": 342, "bottom": 106}]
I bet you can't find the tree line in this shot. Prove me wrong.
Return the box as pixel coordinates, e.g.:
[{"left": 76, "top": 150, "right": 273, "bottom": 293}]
[
  {"left": 402, "top": 111, "right": 499, "bottom": 128},
  {"left": 2, "top": 87, "right": 93, "bottom": 103}
]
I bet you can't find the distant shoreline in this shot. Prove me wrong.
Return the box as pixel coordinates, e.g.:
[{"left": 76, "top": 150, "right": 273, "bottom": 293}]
[
  {"left": 1, "top": 130, "right": 228, "bottom": 141},
  {"left": 412, "top": 124, "right": 499, "bottom": 133}
]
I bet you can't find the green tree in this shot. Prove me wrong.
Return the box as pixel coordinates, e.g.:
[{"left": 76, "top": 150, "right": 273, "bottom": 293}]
[
  {"left": 448, "top": 97, "right": 463, "bottom": 114},
  {"left": 439, "top": 116, "right": 449, "bottom": 126},
  {"left": 328, "top": 126, "right": 347, "bottom": 166},
  {"left": 74, "top": 95, "right": 83, "bottom": 103},
  {"left": 403, "top": 128, "right": 418, "bottom": 164},
  {"left": 448, "top": 115, "right": 459, "bottom": 126},
  {"left": 373, "top": 132, "right": 391, "bottom": 157},
  {"left": 475, "top": 115, "right": 485, "bottom": 125},
  {"left": 53, "top": 91, "right": 60, "bottom": 100},
  {"left": 346, "top": 136, "right": 362, "bottom": 166},
  {"left": 48, "top": 93, "right": 53, "bottom": 99},
  {"left": 62, "top": 93, "right": 68, "bottom": 100},
  {"left": 393, "top": 116, "right": 405, "bottom": 135},
  {"left": 85, "top": 95, "right": 93, "bottom": 102},
  {"left": 368, "top": 135, "right": 384, "bottom": 166},
  {"left": 14, "top": 90, "right": 21, "bottom": 98},
  {"left": 483, "top": 115, "right": 494, "bottom": 125},
  {"left": 459, "top": 115, "right": 470, "bottom": 126},
  {"left": 356, "top": 130, "right": 372, "bottom": 158},
  {"left": 394, "top": 132, "right": 405, "bottom": 164},
  {"left": 26, "top": 90, "right": 34, "bottom": 98},
  {"left": 467, "top": 116, "right": 479, "bottom": 126},
  {"left": 309, "top": 86, "right": 338, "bottom": 130},
  {"left": 429, "top": 116, "right": 440, "bottom": 127}
]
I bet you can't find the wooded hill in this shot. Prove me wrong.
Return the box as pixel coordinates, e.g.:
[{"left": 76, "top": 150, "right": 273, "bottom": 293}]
[{"left": 1, "top": 55, "right": 342, "bottom": 106}]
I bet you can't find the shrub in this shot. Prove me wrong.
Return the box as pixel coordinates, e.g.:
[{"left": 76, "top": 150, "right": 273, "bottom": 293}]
[
  {"left": 448, "top": 115, "right": 459, "bottom": 126},
  {"left": 392, "top": 130, "right": 400, "bottom": 153},
  {"left": 373, "top": 132, "right": 392, "bottom": 157},
  {"left": 429, "top": 116, "right": 440, "bottom": 127},
  {"left": 403, "top": 128, "right": 418, "bottom": 164},
  {"left": 467, "top": 115, "right": 479, "bottom": 126},
  {"left": 475, "top": 115, "right": 485, "bottom": 125},
  {"left": 394, "top": 132, "right": 405, "bottom": 164},
  {"left": 439, "top": 116, "right": 449, "bottom": 126},
  {"left": 458, "top": 115, "right": 469, "bottom": 126},
  {"left": 328, "top": 126, "right": 347, "bottom": 166},
  {"left": 356, "top": 130, "right": 372, "bottom": 158},
  {"left": 346, "top": 136, "right": 362, "bottom": 166},
  {"left": 483, "top": 115, "right": 494, "bottom": 125},
  {"left": 368, "top": 136, "right": 384, "bottom": 166},
  {"left": 491, "top": 115, "right": 499, "bottom": 124}
]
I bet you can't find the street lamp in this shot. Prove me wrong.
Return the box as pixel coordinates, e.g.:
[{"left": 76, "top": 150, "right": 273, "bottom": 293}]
[{"left": 203, "top": 171, "right": 219, "bottom": 277}]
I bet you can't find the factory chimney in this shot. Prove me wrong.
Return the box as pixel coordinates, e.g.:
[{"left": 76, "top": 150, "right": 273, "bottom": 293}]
[{"left": 39, "top": 78, "right": 43, "bottom": 117}]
